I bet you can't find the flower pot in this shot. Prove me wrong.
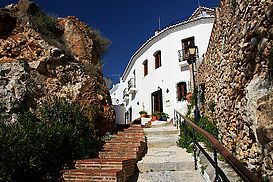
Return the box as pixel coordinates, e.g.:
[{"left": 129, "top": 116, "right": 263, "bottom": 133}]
[
  {"left": 159, "top": 117, "right": 167, "bottom": 121},
  {"left": 151, "top": 115, "right": 158, "bottom": 121}
]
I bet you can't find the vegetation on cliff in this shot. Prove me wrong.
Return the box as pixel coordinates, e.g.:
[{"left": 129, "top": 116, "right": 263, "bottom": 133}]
[
  {"left": 0, "top": 0, "right": 114, "bottom": 181},
  {"left": 0, "top": 98, "right": 103, "bottom": 182}
]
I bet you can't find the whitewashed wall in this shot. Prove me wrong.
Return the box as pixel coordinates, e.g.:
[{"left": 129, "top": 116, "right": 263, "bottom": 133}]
[{"left": 111, "top": 17, "right": 214, "bottom": 122}]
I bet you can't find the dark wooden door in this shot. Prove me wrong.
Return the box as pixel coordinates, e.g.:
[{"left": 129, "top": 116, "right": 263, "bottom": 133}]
[{"left": 151, "top": 89, "right": 163, "bottom": 113}]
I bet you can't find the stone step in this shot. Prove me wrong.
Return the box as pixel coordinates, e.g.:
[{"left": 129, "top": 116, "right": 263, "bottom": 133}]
[
  {"left": 63, "top": 169, "right": 124, "bottom": 182},
  {"left": 137, "top": 171, "right": 204, "bottom": 182},
  {"left": 146, "top": 134, "right": 178, "bottom": 148},
  {"left": 137, "top": 161, "right": 195, "bottom": 173},
  {"left": 137, "top": 146, "right": 195, "bottom": 173},
  {"left": 143, "top": 126, "right": 179, "bottom": 136}
]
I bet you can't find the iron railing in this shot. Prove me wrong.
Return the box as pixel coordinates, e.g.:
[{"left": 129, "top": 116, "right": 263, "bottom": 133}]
[
  {"left": 178, "top": 49, "right": 186, "bottom": 62},
  {"left": 123, "top": 88, "right": 129, "bottom": 99},
  {"left": 128, "top": 78, "right": 136, "bottom": 90},
  {"left": 174, "top": 109, "right": 261, "bottom": 182},
  {"left": 178, "top": 48, "right": 199, "bottom": 63}
]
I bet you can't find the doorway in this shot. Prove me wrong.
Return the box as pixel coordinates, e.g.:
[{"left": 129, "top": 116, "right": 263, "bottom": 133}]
[{"left": 151, "top": 88, "right": 163, "bottom": 113}]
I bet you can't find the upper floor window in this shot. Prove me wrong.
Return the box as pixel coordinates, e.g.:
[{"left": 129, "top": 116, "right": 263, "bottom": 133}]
[
  {"left": 154, "top": 51, "right": 161, "bottom": 69},
  {"left": 177, "top": 82, "right": 187, "bottom": 101},
  {"left": 143, "top": 60, "right": 148, "bottom": 76},
  {"left": 182, "top": 37, "right": 195, "bottom": 61}
]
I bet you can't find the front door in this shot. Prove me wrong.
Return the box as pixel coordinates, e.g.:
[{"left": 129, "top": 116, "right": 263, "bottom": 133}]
[{"left": 151, "top": 89, "right": 163, "bottom": 113}]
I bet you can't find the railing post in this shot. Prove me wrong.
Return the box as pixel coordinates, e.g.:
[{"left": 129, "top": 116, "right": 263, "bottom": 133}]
[
  {"left": 214, "top": 148, "right": 220, "bottom": 181},
  {"left": 182, "top": 119, "right": 187, "bottom": 147},
  {"left": 193, "top": 133, "right": 198, "bottom": 170},
  {"left": 179, "top": 116, "right": 182, "bottom": 130},
  {"left": 175, "top": 111, "right": 178, "bottom": 129}
]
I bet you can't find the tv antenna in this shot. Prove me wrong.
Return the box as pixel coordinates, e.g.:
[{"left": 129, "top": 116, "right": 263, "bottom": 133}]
[{"left": 158, "top": 17, "right": 161, "bottom": 30}]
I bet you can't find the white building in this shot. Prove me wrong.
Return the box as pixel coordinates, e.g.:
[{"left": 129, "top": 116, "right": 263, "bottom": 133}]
[{"left": 110, "top": 7, "right": 215, "bottom": 124}]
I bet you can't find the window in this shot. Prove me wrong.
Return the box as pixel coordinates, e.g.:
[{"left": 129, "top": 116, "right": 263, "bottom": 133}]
[
  {"left": 182, "top": 37, "right": 195, "bottom": 61},
  {"left": 177, "top": 82, "right": 187, "bottom": 101},
  {"left": 143, "top": 60, "right": 148, "bottom": 76},
  {"left": 154, "top": 51, "right": 161, "bottom": 69}
]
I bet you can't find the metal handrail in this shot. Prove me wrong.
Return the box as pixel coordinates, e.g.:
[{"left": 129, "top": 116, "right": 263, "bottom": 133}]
[{"left": 174, "top": 109, "right": 261, "bottom": 182}]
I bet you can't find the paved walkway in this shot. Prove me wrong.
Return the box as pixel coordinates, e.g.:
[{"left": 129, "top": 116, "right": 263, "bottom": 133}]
[{"left": 136, "top": 123, "right": 204, "bottom": 182}]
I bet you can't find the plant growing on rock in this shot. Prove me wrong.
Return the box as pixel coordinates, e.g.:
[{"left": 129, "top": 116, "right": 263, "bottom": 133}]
[
  {"left": 29, "top": 4, "right": 63, "bottom": 38},
  {"left": 0, "top": 97, "right": 103, "bottom": 182}
]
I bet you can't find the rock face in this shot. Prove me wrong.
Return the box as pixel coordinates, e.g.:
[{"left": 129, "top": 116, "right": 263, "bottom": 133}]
[
  {"left": 0, "top": 0, "right": 115, "bottom": 136},
  {"left": 198, "top": 0, "right": 273, "bottom": 179}
]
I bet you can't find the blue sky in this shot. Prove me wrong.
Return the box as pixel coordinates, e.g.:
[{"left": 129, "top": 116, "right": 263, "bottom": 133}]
[{"left": 1, "top": 0, "right": 220, "bottom": 85}]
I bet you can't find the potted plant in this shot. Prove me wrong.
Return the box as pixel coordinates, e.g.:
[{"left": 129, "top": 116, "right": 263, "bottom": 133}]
[
  {"left": 159, "top": 112, "right": 169, "bottom": 121},
  {"left": 139, "top": 110, "right": 148, "bottom": 117},
  {"left": 151, "top": 111, "right": 160, "bottom": 121}
]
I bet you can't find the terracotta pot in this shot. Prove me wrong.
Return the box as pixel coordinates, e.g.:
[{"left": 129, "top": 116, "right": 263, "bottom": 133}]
[
  {"left": 151, "top": 115, "right": 158, "bottom": 121},
  {"left": 186, "top": 92, "right": 192, "bottom": 102}
]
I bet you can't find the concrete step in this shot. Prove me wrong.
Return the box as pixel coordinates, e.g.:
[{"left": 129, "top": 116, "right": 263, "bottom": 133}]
[
  {"left": 144, "top": 127, "right": 179, "bottom": 136},
  {"left": 146, "top": 134, "right": 178, "bottom": 148},
  {"left": 137, "top": 171, "right": 204, "bottom": 182},
  {"left": 137, "top": 146, "right": 195, "bottom": 172}
]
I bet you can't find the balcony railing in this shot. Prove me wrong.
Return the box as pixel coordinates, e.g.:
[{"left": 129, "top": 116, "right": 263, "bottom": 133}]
[
  {"left": 123, "top": 88, "right": 129, "bottom": 101},
  {"left": 178, "top": 49, "right": 188, "bottom": 62},
  {"left": 128, "top": 78, "right": 137, "bottom": 94},
  {"left": 178, "top": 47, "right": 199, "bottom": 63}
]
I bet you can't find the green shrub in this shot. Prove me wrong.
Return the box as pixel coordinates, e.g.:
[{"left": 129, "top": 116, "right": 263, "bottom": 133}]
[
  {"left": 196, "top": 116, "right": 218, "bottom": 150},
  {"left": 0, "top": 97, "right": 102, "bottom": 182},
  {"left": 177, "top": 123, "right": 193, "bottom": 150},
  {"left": 178, "top": 116, "right": 218, "bottom": 152}
]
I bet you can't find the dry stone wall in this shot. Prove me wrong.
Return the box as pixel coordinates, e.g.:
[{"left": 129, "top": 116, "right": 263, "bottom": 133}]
[{"left": 199, "top": 0, "right": 273, "bottom": 179}]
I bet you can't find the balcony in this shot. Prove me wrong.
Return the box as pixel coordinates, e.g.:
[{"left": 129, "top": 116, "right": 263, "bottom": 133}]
[
  {"left": 123, "top": 88, "right": 129, "bottom": 102},
  {"left": 178, "top": 49, "right": 189, "bottom": 62},
  {"left": 178, "top": 47, "right": 199, "bottom": 64},
  {"left": 128, "top": 78, "right": 137, "bottom": 94}
]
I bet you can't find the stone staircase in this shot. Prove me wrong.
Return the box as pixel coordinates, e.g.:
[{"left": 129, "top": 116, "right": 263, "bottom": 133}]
[
  {"left": 62, "top": 124, "right": 146, "bottom": 182},
  {"left": 137, "top": 123, "right": 204, "bottom": 181}
]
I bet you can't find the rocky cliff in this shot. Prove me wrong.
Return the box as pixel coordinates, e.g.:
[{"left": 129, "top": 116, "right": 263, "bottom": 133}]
[
  {"left": 199, "top": 0, "right": 273, "bottom": 179},
  {"left": 0, "top": 0, "right": 115, "bottom": 136}
]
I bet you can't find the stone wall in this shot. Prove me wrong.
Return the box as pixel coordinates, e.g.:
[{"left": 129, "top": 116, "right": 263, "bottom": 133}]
[
  {"left": 199, "top": 0, "right": 273, "bottom": 179},
  {"left": 0, "top": 0, "right": 115, "bottom": 136}
]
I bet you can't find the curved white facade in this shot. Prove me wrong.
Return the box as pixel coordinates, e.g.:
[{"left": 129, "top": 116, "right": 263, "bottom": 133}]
[{"left": 111, "top": 7, "right": 215, "bottom": 123}]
